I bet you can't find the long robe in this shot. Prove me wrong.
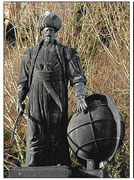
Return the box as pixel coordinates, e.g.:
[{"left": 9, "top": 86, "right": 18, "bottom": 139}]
[{"left": 18, "top": 39, "right": 86, "bottom": 166}]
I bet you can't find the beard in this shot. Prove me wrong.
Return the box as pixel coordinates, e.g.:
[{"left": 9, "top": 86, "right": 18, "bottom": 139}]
[{"left": 44, "top": 35, "right": 54, "bottom": 44}]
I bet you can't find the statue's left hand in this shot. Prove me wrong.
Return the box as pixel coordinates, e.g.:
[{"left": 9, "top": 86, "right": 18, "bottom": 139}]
[
  {"left": 17, "top": 102, "right": 25, "bottom": 114},
  {"left": 77, "top": 98, "right": 88, "bottom": 112}
]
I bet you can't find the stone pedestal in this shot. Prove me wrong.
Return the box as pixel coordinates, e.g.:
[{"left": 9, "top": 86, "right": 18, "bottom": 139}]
[
  {"left": 9, "top": 166, "right": 72, "bottom": 178},
  {"left": 9, "top": 166, "right": 103, "bottom": 178}
]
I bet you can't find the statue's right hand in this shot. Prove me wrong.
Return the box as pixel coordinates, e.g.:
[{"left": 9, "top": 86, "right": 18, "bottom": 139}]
[{"left": 77, "top": 98, "right": 88, "bottom": 112}]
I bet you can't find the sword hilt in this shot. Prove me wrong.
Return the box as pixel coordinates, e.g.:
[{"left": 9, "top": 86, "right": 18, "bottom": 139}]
[{"left": 11, "top": 104, "right": 25, "bottom": 141}]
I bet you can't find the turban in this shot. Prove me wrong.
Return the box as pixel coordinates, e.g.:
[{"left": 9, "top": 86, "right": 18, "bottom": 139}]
[{"left": 39, "top": 11, "right": 62, "bottom": 32}]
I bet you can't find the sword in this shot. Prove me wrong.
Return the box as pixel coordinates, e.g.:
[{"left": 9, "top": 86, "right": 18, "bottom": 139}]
[
  {"left": 11, "top": 104, "right": 25, "bottom": 141},
  {"left": 43, "top": 82, "right": 63, "bottom": 112}
]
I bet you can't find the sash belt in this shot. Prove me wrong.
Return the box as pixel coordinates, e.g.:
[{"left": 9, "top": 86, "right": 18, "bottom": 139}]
[
  {"left": 33, "top": 70, "right": 64, "bottom": 82},
  {"left": 32, "top": 70, "right": 63, "bottom": 112}
]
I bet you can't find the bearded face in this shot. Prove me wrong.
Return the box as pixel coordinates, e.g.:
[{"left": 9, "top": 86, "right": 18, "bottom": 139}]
[{"left": 42, "top": 27, "right": 55, "bottom": 44}]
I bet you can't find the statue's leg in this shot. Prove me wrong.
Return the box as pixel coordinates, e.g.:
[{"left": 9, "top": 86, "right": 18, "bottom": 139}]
[
  {"left": 25, "top": 116, "right": 45, "bottom": 167},
  {"left": 48, "top": 84, "right": 70, "bottom": 166},
  {"left": 25, "top": 83, "right": 50, "bottom": 166}
]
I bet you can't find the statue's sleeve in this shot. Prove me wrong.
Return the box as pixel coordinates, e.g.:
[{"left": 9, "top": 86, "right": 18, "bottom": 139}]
[
  {"left": 17, "top": 49, "right": 31, "bottom": 103},
  {"left": 65, "top": 47, "right": 87, "bottom": 87},
  {"left": 65, "top": 47, "right": 87, "bottom": 100}
]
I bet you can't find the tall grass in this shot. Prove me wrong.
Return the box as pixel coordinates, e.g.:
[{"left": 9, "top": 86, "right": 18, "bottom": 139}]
[{"left": 4, "top": 2, "right": 129, "bottom": 177}]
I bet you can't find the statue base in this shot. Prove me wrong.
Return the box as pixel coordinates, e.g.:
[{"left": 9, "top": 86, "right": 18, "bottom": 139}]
[
  {"left": 9, "top": 166, "right": 72, "bottom": 178},
  {"left": 72, "top": 168, "right": 103, "bottom": 178},
  {"left": 9, "top": 165, "right": 103, "bottom": 178}
]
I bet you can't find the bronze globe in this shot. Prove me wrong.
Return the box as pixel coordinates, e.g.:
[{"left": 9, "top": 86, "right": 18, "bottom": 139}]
[{"left": 67, "top": 94, "right": 125, "bottom": 168}]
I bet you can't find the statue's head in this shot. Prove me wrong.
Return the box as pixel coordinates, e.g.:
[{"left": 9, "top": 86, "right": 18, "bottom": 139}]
[{"left": 39, "top": 11, "right": 62, "bottom": 44}]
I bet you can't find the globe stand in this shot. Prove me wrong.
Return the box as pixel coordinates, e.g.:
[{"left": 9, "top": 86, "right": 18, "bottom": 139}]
[
  {"left": 71, "top": 159, "right": 104, "bottom": 178},
  {"left": 80, "top": 159, "right": 104, "bottom": 178},
  {"left": 87, "top": 159, "right": 95, "bottom": 170}
]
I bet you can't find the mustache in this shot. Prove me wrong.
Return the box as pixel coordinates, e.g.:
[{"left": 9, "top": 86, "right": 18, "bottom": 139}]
[
  {"left": 44, "top": 32, "right": 53, "bottom": 36},
  {"left": 45, "top": 33, "right": 52, "bottom": 35},
  {"left": 45, "top": 35, "right": 51, "bottom": 37}
]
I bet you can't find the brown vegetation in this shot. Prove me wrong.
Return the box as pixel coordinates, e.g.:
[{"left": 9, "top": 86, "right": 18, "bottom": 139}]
[{"left": 4, "top": 2, "right": 129, "bottom": 177}]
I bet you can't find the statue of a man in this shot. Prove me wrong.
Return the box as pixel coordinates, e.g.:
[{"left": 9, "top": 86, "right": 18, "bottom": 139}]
[{"left": 17, "top": 11, "right": 87, "bottom": 167}]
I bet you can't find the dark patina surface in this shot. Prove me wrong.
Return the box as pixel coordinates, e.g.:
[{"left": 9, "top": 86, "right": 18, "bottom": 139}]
[{"left": 17, "top": 11, "right": 87, "bottom": 167}]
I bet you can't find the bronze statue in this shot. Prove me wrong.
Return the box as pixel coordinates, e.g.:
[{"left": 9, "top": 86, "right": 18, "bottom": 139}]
[{"left": 17, "top": 11, "right": 87, "bottom": 167}]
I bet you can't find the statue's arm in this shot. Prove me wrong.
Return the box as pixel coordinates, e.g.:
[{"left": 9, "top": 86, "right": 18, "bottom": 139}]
[
  {"left": 65, "top": 47, "right": 88, "bottom": 112},
  {"left": 17, "top": 49, "right": 31, "bottom": 112}
]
